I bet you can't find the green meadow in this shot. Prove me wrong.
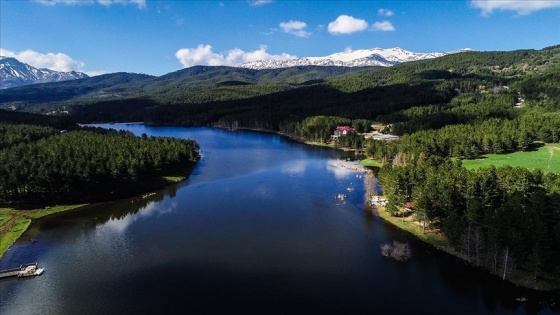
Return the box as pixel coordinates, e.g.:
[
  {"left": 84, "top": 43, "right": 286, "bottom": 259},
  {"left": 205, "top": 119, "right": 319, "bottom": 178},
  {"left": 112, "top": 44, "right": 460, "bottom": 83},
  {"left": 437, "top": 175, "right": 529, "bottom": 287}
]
[{"left": 461, "top": 144, "right": 560, "bottom": 173}]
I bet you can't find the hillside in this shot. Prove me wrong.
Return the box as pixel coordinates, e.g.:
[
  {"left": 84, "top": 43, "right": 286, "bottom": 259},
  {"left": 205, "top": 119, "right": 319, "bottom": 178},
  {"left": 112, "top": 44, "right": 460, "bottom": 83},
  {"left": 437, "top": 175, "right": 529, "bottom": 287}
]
[
  {"left": 0, "top": 45, "right": 559, "bottom": 130},
  {"left": 2, "top": 44, "right": 560, "bottom": 290},
  {"left": 0, "top": 72, "right": 154, "bottom": 112},
  {"left": 0, "top": 65, "right": 375, "bottom": 113}
]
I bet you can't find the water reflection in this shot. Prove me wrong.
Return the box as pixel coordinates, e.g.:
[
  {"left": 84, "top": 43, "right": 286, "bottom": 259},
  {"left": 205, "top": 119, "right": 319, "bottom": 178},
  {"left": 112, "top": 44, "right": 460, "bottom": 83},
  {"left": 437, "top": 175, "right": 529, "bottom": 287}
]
[
  {"left": 1, "top": 126, "right": 559, "bottom": 315},
  {"left": 281, "top": 160, "right": 307, "bottom": 175},
  {"left": 101, "top": 201, "right": 177, "bottom": 234}
]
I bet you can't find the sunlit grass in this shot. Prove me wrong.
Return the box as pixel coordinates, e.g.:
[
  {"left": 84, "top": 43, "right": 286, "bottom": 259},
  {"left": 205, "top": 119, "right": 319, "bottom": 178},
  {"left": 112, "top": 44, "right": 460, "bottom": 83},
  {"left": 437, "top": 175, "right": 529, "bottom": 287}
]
[
  {"left": 375, "top": 207, "right": 454, "bottom": 254},
  {"left": 461, "top": 144, "right": 560, "bottom": 173},
  {"left": 0, "top": 217, "right": 31, "bottom": 259},
  {"left": 162, "top": 176, "right": 185, "bottom": 183},
  {"left": 359, "top": 159, "right": 382, "bottom": 167},
  {"left": 0, "top": 204, "right": 85, "bottom": 258},
  {"left": 27, "top": 204, "right": 86, "bottom": 219}
]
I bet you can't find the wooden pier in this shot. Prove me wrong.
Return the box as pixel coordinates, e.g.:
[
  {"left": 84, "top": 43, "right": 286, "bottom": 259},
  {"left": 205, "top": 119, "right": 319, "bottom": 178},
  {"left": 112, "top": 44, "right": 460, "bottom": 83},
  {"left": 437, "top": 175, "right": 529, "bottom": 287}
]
[{"left": 0, "top": 263, "right": 43, "bottom": 279}]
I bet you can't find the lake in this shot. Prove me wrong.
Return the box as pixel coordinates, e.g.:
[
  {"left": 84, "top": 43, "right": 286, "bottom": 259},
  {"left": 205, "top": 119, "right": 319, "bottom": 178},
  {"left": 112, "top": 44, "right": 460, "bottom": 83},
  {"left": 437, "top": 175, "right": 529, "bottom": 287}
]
[{"left": 1, "top": 125, "right": 558, "bottom": 314}]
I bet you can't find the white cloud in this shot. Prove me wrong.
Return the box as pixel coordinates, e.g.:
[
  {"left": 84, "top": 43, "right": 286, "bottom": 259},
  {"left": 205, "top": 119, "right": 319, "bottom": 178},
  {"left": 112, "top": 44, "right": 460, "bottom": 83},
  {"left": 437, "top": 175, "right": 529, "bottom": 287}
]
[
  {"left": 470, "top": 0, "right": 560, "bottom": 16},
  {"left": 0, "top": 48, "right": 86, "bottom": 72},
  {"left": 249, "top": 0, "right": 273, "bottom": 6},
  {"left": 279, "top": 20, "right": 312, "bottom": 38},
  {"left": 328, "top": 15, "right": 369, "bottom": 35},
  {"left": 175, "top": 44, "right": 296, "bottom": 67},
  {"left": 34, "top": 0, "right": 146, "bottom": 9},
  {"left": 372, "top": 20, "right": 396, "bottom": 31},
  {"left": 378, "top": 8, "right": 394, "bottom": 16},
  {"left": 0, "top": 48, "right": 107, "bottom": 76}
]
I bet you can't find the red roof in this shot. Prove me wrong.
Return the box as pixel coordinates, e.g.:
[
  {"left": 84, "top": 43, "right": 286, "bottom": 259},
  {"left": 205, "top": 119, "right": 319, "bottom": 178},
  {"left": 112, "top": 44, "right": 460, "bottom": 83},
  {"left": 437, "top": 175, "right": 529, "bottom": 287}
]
[{"left": 336, "top": 126, "right": 356, "bottom": 132}]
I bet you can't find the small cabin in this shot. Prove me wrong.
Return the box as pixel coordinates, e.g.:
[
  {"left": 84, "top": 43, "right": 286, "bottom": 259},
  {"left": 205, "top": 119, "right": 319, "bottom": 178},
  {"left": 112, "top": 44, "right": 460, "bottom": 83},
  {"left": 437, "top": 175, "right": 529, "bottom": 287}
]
[{"left": 333, "top": 126, "right": 357, "bottom": 138}]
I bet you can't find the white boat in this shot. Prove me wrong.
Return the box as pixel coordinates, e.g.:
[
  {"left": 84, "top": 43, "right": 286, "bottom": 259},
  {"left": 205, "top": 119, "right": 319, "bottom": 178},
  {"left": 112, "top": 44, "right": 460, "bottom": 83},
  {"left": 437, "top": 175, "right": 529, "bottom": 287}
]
[{"left": 34, "top": 268, "right": 44, "bottom": 276}]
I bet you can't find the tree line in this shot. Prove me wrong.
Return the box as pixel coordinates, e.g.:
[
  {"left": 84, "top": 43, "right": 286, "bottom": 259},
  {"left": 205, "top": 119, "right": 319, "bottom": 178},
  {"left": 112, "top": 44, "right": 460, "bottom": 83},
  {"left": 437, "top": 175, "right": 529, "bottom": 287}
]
[
  {"left": 378, "top": 157, "right": 560, "bottom": 280},
  {"left": 0, "top": 125, "right": 199, "bottom": 206},
  {"left": 364, "top": 108, "right": 560, "bottom": 162}
]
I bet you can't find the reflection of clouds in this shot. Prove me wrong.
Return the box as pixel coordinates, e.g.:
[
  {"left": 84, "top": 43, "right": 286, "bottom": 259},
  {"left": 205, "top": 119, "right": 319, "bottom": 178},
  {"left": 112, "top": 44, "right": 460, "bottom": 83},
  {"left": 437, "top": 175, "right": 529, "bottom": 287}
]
[
  {"left": 103, "top": 214, "right": 134, "bottom": 234},
  {"left": 281, "top": 160, "right": 307, "bottom": 175},
  {"left": 326, "top": 160, "right": 352, "bottom": 179},
  {"left": 99, "top": 201, "right": 177, "bottom": 234},
  {"left": 139, "top": 201, "right": 176, "bottom": 218}
]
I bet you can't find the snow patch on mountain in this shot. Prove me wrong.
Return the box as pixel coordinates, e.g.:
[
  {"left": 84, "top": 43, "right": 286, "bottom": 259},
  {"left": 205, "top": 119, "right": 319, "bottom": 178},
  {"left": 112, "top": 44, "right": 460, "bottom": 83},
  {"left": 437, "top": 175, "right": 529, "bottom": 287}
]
[
  {"left": 239, "top": 47, "right": 471, "bottom": 70},
  {"left": 0, "top": 56, "right": 88, "bottom": 89}
]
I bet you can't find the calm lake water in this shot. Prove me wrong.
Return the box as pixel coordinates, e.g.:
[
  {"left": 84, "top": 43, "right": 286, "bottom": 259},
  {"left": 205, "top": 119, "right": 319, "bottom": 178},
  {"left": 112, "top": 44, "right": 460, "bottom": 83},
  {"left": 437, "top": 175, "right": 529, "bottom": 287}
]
[{"left": 1, "top": 125, "right": 558, "bottom": 314}]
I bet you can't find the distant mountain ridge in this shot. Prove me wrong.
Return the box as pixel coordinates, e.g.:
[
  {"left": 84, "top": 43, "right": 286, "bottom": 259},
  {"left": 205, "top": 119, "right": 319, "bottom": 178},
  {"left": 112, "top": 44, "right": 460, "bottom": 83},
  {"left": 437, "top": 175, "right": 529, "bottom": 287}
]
[
  {"left": 0, "top": 56, "right": 88, "bottom": 89},
  {"left": 239, "top": 47, "right": 471, "bottom": 69}
]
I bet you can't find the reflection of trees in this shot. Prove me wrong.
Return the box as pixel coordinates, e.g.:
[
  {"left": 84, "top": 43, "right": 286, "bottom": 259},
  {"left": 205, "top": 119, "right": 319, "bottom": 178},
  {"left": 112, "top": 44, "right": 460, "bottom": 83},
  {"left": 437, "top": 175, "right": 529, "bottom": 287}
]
[
  {"left": 363, "top": 167, "right": 382, "bottom": 210},
  {"left": 433, "top": 249, "right": 559, "bottom": 315},
  {"left": 60, "top": 183, "right": 180, "bottom": 230}
]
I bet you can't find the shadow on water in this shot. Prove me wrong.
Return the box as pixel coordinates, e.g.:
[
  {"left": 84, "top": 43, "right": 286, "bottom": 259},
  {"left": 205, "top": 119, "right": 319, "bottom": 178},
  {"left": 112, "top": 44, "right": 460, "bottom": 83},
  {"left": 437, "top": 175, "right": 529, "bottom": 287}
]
[
  {"left": 373, "top": 211, "right": 560, "bottom": 314},
  {"left": 16, "top": 182, "right": 183, "bottom": 244},
  {"left": 2, "top": 125, "right": 559, "bottom": 315}
]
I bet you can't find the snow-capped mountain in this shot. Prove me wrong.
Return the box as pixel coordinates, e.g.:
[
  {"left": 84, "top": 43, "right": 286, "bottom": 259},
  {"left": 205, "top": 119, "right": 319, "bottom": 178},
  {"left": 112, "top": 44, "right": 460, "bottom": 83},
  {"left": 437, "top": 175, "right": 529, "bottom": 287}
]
[
  {"left": 0, "top": 56, "right": 88, "bottom": 89},
  {"left": 239, "top": 47, "right": 471, "bottom": 70}
]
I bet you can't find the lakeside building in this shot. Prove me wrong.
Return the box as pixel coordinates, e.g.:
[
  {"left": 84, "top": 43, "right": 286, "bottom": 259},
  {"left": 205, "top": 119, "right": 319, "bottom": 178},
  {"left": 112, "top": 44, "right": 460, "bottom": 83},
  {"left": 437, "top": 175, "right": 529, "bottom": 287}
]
[{"left": 333, "top": 126, "right": 357, "bottom": 138}]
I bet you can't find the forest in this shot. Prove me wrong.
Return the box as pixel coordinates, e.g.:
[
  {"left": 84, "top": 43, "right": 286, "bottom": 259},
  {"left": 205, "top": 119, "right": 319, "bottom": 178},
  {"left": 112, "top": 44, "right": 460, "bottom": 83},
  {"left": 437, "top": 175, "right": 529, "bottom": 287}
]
[
  {"left": 0, "top": 121, "right": 200, "bottom": 207},
  {"left": 378, "top": 157, "right": 560, "bottom": 281},
  {"left": 1, "top": 45, "right": 559, "bottom": 281}
]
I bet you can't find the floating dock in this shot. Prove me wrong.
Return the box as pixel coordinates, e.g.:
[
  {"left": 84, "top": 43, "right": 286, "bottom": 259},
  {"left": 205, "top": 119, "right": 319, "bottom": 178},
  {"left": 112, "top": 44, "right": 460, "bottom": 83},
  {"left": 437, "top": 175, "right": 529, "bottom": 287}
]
[{"left": 0, "top": 263, "right": 44, "bottom": 279}]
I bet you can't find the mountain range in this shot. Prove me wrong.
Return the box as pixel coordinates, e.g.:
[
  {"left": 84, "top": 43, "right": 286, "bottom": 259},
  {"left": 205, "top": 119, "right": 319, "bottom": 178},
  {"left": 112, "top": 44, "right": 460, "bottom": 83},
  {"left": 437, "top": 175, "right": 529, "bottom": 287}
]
[
  {"left": 2, "top": 45, "right": 558, "bottom": 123},
  {"left": 239, "top": 47, "right": 471, "bottom": 69},
  {"left": 0, "top": 47, "right": 468, "bottom": 89},
  {"left": 0, "top": 56, "right": 88, "bottom": 89}
]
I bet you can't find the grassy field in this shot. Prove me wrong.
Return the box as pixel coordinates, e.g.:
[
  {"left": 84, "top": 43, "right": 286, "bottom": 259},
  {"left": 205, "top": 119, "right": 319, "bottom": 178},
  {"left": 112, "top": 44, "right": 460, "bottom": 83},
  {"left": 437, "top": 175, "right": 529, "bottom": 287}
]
[
  {"left": 461, "top": 143, "right": 560, "bottom": 173},
  {"left": 0, "top": 205, "right": 86, "bottom": 258},
  {"left": 359, "top": 159, "right": 383, "bottom": 167}
]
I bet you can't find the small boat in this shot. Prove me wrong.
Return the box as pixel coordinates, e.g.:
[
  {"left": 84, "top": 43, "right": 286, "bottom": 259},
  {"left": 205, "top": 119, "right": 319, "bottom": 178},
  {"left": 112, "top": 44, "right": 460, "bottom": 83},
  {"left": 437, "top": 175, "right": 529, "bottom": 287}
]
[{"left": 34, "top": 268, "right": 45, "bottom": 276}]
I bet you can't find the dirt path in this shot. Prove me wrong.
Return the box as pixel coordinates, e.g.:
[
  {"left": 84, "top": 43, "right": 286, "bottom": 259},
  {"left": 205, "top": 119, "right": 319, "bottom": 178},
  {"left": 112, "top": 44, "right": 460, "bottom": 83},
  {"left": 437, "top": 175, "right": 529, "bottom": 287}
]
[{"left": 0, "top": 210, "right": 37, "bottom": 239}]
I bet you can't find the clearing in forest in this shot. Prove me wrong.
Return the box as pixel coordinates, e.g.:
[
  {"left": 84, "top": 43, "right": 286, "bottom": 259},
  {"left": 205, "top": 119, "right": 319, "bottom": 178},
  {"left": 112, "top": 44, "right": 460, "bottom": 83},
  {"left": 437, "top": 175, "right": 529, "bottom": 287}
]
[{"left": 461, "top": 144, "right": 560, "bottom": 173}]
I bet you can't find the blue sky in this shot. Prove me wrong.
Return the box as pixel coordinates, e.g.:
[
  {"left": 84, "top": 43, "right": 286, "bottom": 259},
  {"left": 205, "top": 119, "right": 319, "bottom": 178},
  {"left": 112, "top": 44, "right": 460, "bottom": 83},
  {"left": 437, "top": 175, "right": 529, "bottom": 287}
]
[{"left": 1, "top": 0, "right": 559, "bottom": 76}]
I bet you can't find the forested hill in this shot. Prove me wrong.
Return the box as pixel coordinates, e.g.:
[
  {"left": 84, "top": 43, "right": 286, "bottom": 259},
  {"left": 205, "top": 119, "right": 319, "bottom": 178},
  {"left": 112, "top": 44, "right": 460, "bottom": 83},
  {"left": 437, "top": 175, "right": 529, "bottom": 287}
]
[
  {"left": 0, "top": 65, "right": 376, "bottom": 114},
  {"left": 138, "top": 46, "right": 560, "bottom": 129},
  {"left": 0, "top": 122, "right": 200, "bottom": 207},
  {"left": 0, "top": 72, "right": 154, "bottom": 108},
  {"left": 0, "top": 45, "right": 558, "bottom": 131},
  {"left": 2, "top": 45, "right": 556, "bottom": 128}
]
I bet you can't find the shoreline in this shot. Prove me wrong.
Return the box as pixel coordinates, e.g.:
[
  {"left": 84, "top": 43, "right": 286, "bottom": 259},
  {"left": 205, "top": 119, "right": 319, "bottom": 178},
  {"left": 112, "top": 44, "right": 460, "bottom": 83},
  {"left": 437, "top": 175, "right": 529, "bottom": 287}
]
[
  {"left": 0, "top": 175, "right": 189, "bottom": 259},
  {"left": 373, "top": 204, "right": 560, "bottom": 291},
  {"left": 212, "top": 125, "right": 364, "bottom": 152},
  {"left": 0, "top": 204, "right": 87, "bottom": 259},
  {"left": 216, "top": 125, "right": 558, "bottom": 291},
  {"left": 4, "top": 122, "right": 556, "bottom": 292}
]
